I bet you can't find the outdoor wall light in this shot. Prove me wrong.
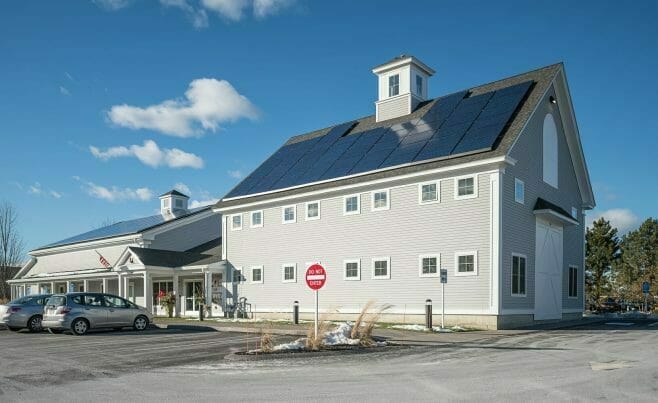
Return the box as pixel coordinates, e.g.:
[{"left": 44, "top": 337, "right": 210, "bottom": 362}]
[{"left": 549, "top": 96, "right": 557, "bottom": 104}]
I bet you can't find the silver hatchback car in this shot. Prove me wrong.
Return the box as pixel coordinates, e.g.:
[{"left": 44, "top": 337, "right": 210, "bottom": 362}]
[
  {"left": 0, "top": 294, "right": 52, "bottom": 332},
  {"left": 42, "top": 293, "right": 153, "bottom": 336}
]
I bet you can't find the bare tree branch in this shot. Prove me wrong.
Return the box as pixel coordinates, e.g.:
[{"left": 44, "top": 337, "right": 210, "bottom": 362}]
[{"left": 0, "top": 201, "right": 26, "bottom": 298}]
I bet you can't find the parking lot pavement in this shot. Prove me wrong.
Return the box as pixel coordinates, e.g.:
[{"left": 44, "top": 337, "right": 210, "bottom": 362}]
[
  {"left": 0, "top": 327, "right": 292, "bottom": 397},
  {"left": 2, "top": 319, "right": 657, "bottom": 402}
]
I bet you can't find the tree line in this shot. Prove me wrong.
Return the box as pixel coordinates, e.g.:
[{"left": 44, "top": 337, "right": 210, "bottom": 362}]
[{"left": 586, "top": 217, "right": 657, "bottom": 308}]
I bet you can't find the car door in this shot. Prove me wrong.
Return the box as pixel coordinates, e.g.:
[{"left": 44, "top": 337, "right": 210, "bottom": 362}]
[
  {"left": 103, "top": 295, "right": 133, "bottom": 326},
  {"left": 82, "top": 294, "right": 110, "bottom": 328}
]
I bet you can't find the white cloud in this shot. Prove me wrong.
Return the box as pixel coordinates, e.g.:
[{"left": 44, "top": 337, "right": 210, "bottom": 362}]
[
  {"left": 83, "top": 182, "right": 153, "bottom": 202},
  {"left": 253, "top": 0, "right": 293, "bottom": 18},
  {"left": 28, "top": 182, "right": 42, "bottom": 195},
  {"left": 59, "top": 86, "right": 70, "bottom": 96},
  {"left": 107, "top": 78, "right": 257, "bottom": 137},
  {"left": 90, "top": 140, "right": 204, "bottom": 169},
  {"left": 50, "top": 191, "right": 62, "bottom": 199},
  {"left": 174, "top": 182, "right": 191, "bottom": 196},
  {"left": 189, "top": 197, "right": 219, "bottom": 208},
  {"left": 587, "top": 208, "right": 640, "bottom": 235},
  {"left": 201, "top": 0, "right": 248, "bottom": 20},
  {"left": 92, "top": 0, "right": 133, "bottom": 11},
  {"left": 160, "top": 0, "right": 209, "bottom": 29},
  {"left": 26, "top": 182, "right": 62, "bottom": 199},
  {"left": 228, "top": 169, "right": 244, "bottom": 179},
  {"left": 65, "top": 72, "right": 75, "bottom": 82}
]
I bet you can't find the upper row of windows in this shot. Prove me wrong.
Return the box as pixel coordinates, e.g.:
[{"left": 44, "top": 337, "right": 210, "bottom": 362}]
[{"left": 230, "top": 175, "right": 478, "bottom": 230}]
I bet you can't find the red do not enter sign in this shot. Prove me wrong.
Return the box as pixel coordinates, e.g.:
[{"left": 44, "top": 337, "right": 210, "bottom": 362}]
[{"left": 305, "top": 264, "right": 326, "bottom": 290}]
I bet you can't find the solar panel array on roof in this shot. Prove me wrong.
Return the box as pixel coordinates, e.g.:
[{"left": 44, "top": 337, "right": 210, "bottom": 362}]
[{"left": 225, "top": 81, "right": 533, "bottom": 199}]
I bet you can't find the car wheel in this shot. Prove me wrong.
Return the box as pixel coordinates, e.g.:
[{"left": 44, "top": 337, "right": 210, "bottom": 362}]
[
  {"left": 71, "top": 318, "right": 89, "bottom": 336},
  {"left": 133, "top": 316, "right": 149, "bottom": 331},
  {"left": 28, "top": 315, "right": 43, "bottom": 333}
]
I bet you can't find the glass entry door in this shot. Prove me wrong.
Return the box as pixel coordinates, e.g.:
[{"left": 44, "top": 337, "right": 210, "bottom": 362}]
[{"left": 184, "top": 280, "right": 203, "bottom": 314}]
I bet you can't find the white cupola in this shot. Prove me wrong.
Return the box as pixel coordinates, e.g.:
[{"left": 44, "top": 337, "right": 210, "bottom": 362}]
[
  {"left": 372, "top": 55, "right": 435, "bottom": 122},
  {"left": 159, "top": 189, "right": 189, "bottom": 220}
]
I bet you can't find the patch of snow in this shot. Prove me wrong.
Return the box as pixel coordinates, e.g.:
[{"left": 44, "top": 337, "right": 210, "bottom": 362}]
[
  {"left": 389, "top": 324, "right": 468, "bottom": 333},
  {"left": 323, "top": 322, "right": 360, "bottom": 346},
  {"left": 272, "top": 338, "right": 306, "bottom": 351},
  {"left": 214, "top": 317, "right": 265, "bottom": 323},
  {"left": 390, "top": 324, "right": 429, "bottom": 332},
  {"left": 605, "top": 322, "right": 634, "bottom": 326}
]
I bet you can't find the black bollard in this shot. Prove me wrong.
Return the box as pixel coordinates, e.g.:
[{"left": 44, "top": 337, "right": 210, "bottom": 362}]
[
  {"left": 425, "top": 299, "right": 432, "bottom": 329},
  {"left": 293, "top": 301, "right": 299, "bottom": 324}
]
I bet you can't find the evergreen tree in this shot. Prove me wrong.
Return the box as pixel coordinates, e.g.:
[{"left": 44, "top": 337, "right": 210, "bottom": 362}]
[
  {"left": 616, "top": 218, "right": 658, "bottom": 302},
  {"left": 585, "top": 218, "right": 620, "bottom": 308}
]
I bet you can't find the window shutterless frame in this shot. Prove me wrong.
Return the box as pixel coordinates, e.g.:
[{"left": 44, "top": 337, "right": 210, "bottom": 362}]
[
  {"left": 454, "top": 251, "right": 478, "bottom": 276},
  {"left": 454, "top": 175, "right": 478, "bottom": 200},
  {"left": 305, "top": 201, "right": 320, "bottom": 221},
  {"left": 282, "top": 205, "right": 296, "bottom": 224},
  {"left": 251, "top": 265, "right": 264, "bottom": 284},
  {"left": 250, "top": 210, "right": 263, "bottom": 228},
  {"left": 372, "top": 257, "right": 391, "bottom": 280},
  {"left": 343, "top": 259, "right": 361, "bottom": 281},
  {"left": 231, "top": 214, "right": 243, "bottom": 230},
  {"left": 514, "top": 178, "right": 525, "bottom": 205},
  {"left": 418, "top": 254, "right": 440, "bottom": 278},
  {"left": 371, "top": 189, "right": 390, "bottom": 211},
  {"left": 343, "top": 194, "right": 361, "bottom": 215},
  {"left": 281, "top": 263, "right": 297, "bottom": 283},
  {"left": 511, "top": 253, "right": 527, "bottom": 297},
  {"left": 418, "top": 181, "right": 440, "bottom": 204}
]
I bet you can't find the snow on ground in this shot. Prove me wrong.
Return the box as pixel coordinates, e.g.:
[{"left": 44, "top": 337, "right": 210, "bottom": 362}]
[
  {"left": 323, "top": 322, "right": 360, "bottom": 346},
  {"left": 389, "top": 324, "right": 467, "bottom": 333},
  {"left": 272, "top": 338, "right": 306, "bottom": 351},
  {"left": 213, "top": 317, "right": 266, "bottom": 323}
]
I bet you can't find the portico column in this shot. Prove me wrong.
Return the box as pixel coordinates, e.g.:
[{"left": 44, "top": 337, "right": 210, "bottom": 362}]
[
  {"left": 83, "top": 279, "right": 88, "bottom": 293},
  {"left": 123, "top": 276, "right": 129, "bottom": 300},
  {"left": 102, "top": 278, "right": 108, "bottom": 293},
  {"left": 173, "top": 273, "right": 180, "bottom": 317},
  {"left": 143, "top": 272, "right": 151, "bottom": 313},
  {"left": 204, "top": 270, "right": 212, "bottom": 317},
  {"left": 50, "top": 282, "right": 55, "bottom": 294},
  {"left": 66, "top": 280, "right": 71, "bottom": 293}
]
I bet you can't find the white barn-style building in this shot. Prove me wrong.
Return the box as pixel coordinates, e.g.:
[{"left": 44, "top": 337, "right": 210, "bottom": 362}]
[
  {"left": 214, "top": 56, "right": 595, "bottom": 329},
  {"left": 9, "top": 190, "right": 226, "bottom": 317}
]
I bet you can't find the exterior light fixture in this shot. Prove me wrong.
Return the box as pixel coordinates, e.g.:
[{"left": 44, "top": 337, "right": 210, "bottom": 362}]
[{"left": 549, "top": 96, "right": 557, "bottom": 104}]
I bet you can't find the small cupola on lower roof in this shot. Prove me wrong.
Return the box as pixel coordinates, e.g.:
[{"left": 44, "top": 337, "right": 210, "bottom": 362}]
[
  {"left": 159, "top": 189, "right": 189, "bottom": 220},
  {"left": 372, "top": 55, "right": 435, "bottom": 122}
]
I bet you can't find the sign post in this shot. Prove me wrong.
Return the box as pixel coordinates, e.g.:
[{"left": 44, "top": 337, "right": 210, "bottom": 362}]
[
  {"left": 305, "top": 264, "right": 327, "bottom": 340},
  {"left": 440, "top": 269, "right": 447, "bottom": 329}
]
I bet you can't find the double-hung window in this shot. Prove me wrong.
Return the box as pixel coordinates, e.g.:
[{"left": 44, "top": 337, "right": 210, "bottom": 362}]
[
  {"left": 455, "top": 252, "right": 477, "bottom": 276},
  {"left": 419, "top": 254, "right": 440, "bottom": 277},
  {"left": 388, "top": 74, "right": 400, "bottom": 97},
  {"left": 568, "top": 266, "right": 578, "bottom": 298},
  {"left": 344, "top": 194, "right": 360, "bottom": 215},
  {"left": 419, "top": 182, "right": 439, "bottom": 204},
  {"left": 344, "top": 259, "right": 361, "bottom": 281},
  {"left": 306, "top": 201, "right": 320, "bottom": 220},
  {"left": 282, "top": 205, "right": 296, "bottom": 224},
  {"left": 231, "top": 214, "right": 242, "bottom": 230},
  {"left": 455, "top": 176, "right": 477, "bottom": 199},
  {"left": 371, "top": 189, "right": 390, "bottom": 211},
  {"left": 512, "top": 254, "right": 527, "bottom": 296},
  {"left": 250, "top": 210, "right": 263, "bottom": 228},
  {"left": 251, "top": 266, "right": 264, "bottom": 284},
  {"left": 515, "top": 178, "right": 525, "bottom": 204},
  {"left": 372, "top": 257, "right": 390, "bottom": 279},
  {"left": 282, "top": 263, "right": 296, "bottom": 283},
  {"left": 416, "top": 75, "right": 423, "bottom": 96}
]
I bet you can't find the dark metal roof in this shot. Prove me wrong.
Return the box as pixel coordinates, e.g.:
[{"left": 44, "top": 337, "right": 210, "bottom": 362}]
[
  {"left": 534, "top": 198, "right": 576, "bottom": 221},
  {"left": 159, "top": 189, "right": 189, "bottom": 198},
  {"left": 216, "top": 63, "right": 562, "bottom": 209},
  {"left": 129, "top": 238, "right": 222, "bottom": 268},
  {"left": 37, "top": 207, "right": 210, "bottom": 251}
]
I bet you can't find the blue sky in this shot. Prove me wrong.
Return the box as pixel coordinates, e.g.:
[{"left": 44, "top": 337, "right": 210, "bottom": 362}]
[{"left": 1, "top": 0, "right": 657, "bottom": 252}]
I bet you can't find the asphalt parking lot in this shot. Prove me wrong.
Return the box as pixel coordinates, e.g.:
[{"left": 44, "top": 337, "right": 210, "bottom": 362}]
[
  {"left": 0, "top": 326, "right": 291, "bottom": 397},
  {"left": 1, "top": 319, "right": 657, "bottom": 402}
]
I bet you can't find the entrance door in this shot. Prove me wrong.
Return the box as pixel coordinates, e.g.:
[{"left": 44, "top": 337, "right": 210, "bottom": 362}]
[
  {"left": 184, "top": 280, "right": 203, "bottom": 315},
  {"left": 535, "top": 219, "right": 563, "bottom": 320}
]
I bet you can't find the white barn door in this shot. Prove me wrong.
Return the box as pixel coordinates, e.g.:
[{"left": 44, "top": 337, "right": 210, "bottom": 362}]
[{"left": 534, "top": 219, "right": 563, "bottom": 320}]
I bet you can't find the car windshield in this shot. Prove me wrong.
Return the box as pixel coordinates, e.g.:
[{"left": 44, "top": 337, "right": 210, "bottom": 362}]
[{"left": 46, "top": 296, "right": 67, "bottom": 307}]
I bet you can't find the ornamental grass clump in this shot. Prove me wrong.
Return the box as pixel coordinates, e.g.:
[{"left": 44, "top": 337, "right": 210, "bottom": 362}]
[
  {"left": 351, "top": 301, "right": 392, "bottom": 346},
  {"left": 305, "top": 318, "right": 330, "bottom": 351}
]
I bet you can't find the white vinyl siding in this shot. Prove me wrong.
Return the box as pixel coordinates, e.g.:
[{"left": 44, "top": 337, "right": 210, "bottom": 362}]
[
  {"left": 419, "top": 254, "right": 440, "bottom": 278},
  {"left": 511, "top": 254, "right": 527, "bottom": 296},
  {"left": 372, "top": 257, "right": 390, "bottom": 280},
  {"left": 371, "top": 189, "right": 390, "bottom": 211},
  {"left": 282, "top": 263, "right": 296, "bottom": 283},
  {"left": 543, "top": 113, "right": 559, "bottom": 188},
  {"left": 305, "top": 201, "right": 320, "bottom": 221},
  {"left": 343, "top": 259, "right": 361, "bottom": 281},
  {"left": 282, "top": 205, "right": 296, "bottom": 224},
  {"left": 343, "top": 194, "right": 360, "bottom": 215},
  {"left": 250, "top": 210, "right": 263, "bottom": 228},
  {"left": 455, "top": 252, "right": 477, "bottom": 276}
]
